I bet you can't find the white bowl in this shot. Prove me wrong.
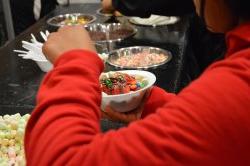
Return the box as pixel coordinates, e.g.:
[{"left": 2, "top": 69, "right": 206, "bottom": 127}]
[
  {"left": 101, "top": 70, "right": 156, "bottom": 112},
  {"left": 35, "top": 60, "right": 53, "bottom": 72}
]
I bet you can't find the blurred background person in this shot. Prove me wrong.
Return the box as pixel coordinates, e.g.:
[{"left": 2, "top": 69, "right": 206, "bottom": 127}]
[{"left": 10, "top": 0, "right": 57, "bottom": 35}]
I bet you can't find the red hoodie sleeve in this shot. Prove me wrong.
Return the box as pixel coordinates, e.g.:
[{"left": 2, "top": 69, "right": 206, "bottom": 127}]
[
  {"left": 25, "top": 45, "right": 250, "bottom": 166},
  {"left": 141, "top": 87, "right": 176, "bottom": 118}
]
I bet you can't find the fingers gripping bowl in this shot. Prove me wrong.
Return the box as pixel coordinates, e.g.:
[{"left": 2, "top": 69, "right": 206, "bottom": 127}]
[{"left": 100, "top": 70, "right": 156, "bottom": 112}]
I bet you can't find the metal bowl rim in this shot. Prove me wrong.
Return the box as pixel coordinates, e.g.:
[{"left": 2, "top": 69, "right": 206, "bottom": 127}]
[
  {"left": 106, "top": 46, "right": 173, "bottom": 69},
  {"left": 85, "top": 23, "right": 137, "bottom": 43},
  {"left": 96, "top": 8, "right": 113, "bottom": 17},
  {"left": 47, "top": 13, "right": 97, "bottom": 27}
]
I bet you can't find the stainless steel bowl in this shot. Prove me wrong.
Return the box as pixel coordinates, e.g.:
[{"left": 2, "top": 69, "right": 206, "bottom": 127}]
[
  {"left": 106, "top": 46, "right": 172, "bottom": 69},
  {"left": 47, "top": 13, "right": 96, "bottom": 27},
  {"left": 96, "top": 8, "right": 123, "bottom": 17},
  {"left": 96, "top": 8, "right": 113, "bottom": 17},
  {"left": 85, "top": 23, "right": 137, "bottom": 43}
]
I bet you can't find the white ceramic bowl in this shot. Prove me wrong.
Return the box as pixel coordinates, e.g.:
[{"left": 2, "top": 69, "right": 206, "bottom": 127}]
[{"left": 101, "top": 70, "right": 156, "bottom": 112}]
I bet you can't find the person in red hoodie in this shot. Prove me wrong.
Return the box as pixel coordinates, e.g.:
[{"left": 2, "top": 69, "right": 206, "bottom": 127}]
[{"left": 25, "top": 0, "right": 250, "bottom": 165}]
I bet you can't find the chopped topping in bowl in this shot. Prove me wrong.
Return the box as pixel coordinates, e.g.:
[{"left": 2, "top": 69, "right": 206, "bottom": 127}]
[
  {"left": 62, "top": 17, "right": 89, "bottom": 25},
  {"left": 48, "top": 14, "right": 96, "bottom": 27},
  {"left": 100, "top": 72, "right": 147, "bottom": 95},
  {"left": 111, "top": 52, "right": 168, "bottom": 68}
]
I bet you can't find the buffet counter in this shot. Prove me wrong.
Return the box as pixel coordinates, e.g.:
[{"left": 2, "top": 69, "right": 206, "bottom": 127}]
[{"left": 0, "top": 3, "right": 190, "bottom": 130}]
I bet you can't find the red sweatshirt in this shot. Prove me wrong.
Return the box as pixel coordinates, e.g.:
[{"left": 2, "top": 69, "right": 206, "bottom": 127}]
[{"left": 25, "top": 23, "right": 250, "bottom": 165}]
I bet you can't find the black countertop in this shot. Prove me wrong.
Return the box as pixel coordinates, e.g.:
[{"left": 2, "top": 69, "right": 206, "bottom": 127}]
[{"left": 0, "top": 3, "right": 190, "bottom": 118}]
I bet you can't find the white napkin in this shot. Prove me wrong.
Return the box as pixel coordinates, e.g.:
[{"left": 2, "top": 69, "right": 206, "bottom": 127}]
[{"left": 130, "top": 15, "right": 179, "bottom": 26}]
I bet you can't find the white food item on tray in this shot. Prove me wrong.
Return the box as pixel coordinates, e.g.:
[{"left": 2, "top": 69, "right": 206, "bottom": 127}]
[{"left": 129, "top": 15, "right": 179, "bottom": 26}]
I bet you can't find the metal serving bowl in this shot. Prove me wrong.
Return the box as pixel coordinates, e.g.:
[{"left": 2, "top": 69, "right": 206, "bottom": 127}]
[
  {"left": 96, "top": 8, "right": 113, "bottom": 17},
  {"left": 85, "top": 23, "right": 137, "bottom": 43},
  {"left": 47, "top": 13, "right": 96, "bottom": 27},
  {"left": 96, "top": 8, "right": 123, "bottom": 17},
  {"left": 106, "top": 46, "right": 172, "bottom": 69}
]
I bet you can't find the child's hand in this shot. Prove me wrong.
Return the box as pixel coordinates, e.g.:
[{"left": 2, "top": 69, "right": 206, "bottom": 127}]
[
  {"left": 101, "top": 0, "right": 114, "bottom": 13},
  {"left": 42, "top": 26, "right": 96, "bottom": 64}
]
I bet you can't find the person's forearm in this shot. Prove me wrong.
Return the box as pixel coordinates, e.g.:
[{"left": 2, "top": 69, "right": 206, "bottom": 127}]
[
  {"left": 112, "top": 0, "right": 195, "bottom": 17},
  {"left": 25, "top": 50, "right": 105, "bottom": 165}
]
